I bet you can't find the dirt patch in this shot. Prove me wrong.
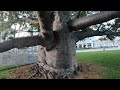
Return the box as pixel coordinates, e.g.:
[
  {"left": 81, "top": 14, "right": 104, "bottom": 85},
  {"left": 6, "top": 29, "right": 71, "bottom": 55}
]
[
  {"left": 74, "top": 61, "right": 102, "bottom": 79},
  {"left": 10, "top": 62, "right": 103, "bottom": 79},
  {"left": 10, "top": 63, "right": 43, "bottom": 79}
]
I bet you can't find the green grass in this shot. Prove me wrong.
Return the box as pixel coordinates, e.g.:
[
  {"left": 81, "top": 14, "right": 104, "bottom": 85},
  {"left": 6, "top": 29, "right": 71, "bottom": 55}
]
[
  {"left": 76, "top": 50, "right": 120, "bottom": 79},
  {"left": 0, "top": 64, "right": 17, "bottom": 70},
  {"left": 0, "top": 70, "right": 11, "bottom": 79},
  {"left": 0, "top": 64, "right": 18, "bottom": 79},
  {"left": 0, "top": 64, "right": 28, "bottom": 79}
]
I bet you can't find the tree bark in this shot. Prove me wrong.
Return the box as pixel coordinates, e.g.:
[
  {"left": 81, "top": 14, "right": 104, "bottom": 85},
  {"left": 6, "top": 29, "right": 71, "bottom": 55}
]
[
  {"left": 37, "top": 33, "right": 79, "bottom": 79},
  {"left": 74, "top": 29, "right": 120, "bottom": 41},
  {"left": 68, "top": 11, "right": 120, "bottom": 32},
  {"left": 0, "top": 36, "right": 43, "bottom": 53},
  {"left": 37, "top": 11, "right": 56, "bottom": 51}
]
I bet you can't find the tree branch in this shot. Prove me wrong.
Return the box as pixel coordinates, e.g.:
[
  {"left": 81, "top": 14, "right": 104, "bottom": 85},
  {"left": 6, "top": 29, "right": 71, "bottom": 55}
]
[
  {"left": 74, "top": 30, "right": 120, "bottom": 42},
  {"left": 53, "top": 11, "right": 70, "bottom": 31},
  {"left": 75, "top": 11, "right": 81, "bottom": 18},
  {"left": 68, "top": 11, "right": 120, "bottom": 32},
  {"left": 0, "top": 36, "right": 45, "bottom": 53},
  {"left": 75, "top": 11, "right": 86, "bottom": 18},
  {"left": 36, "top": 11, "right": 56, "bottom": 51},
  {"left": 23, "top": 17, "right": 39, "bottom": 24},
  {"left": 96, "top": 24, "right": 102, "bottom": 31},
  {"left": 11, "top": 17, "right": 39, "bottom": 24},
  {"left": 37, "top": 11, "right": 54, "bottom": 32}
]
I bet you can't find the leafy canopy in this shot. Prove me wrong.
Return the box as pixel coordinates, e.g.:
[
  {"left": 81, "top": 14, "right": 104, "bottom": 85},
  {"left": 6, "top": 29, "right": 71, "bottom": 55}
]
[{"left": 0, "top": 11, "right": 120, "bottom": 40}]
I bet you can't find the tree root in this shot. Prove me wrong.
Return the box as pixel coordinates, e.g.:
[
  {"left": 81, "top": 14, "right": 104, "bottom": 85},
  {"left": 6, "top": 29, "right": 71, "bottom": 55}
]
[{"left": 28, "top": 62, "right": 81, "bottom": 79}]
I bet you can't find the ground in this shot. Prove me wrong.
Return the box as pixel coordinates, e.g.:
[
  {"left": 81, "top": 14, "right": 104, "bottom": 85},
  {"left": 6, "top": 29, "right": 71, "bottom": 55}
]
[
  {"left": 1, "top": 50, "right": 120, "bottom": 79},
  {"left": 74, "top": 62, "right": 103, "bottom": 79},
  {"left": 9, "top": 61, "right": 103, "bottom": 79}
]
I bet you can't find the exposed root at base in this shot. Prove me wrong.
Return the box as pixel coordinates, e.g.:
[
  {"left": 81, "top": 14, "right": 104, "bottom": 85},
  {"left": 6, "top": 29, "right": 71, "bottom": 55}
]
[
  {"left": 10, "top": 62, "right": 102, "bottom": 79},
  {"left": 26, "top": 63, "right": 80, "bottom": 79}
]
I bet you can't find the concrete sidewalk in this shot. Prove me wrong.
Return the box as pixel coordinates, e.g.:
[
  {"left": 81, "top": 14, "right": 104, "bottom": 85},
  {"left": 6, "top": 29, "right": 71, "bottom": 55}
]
[{"left": 76, "top": 47, "right": 120, "bottom": 52}]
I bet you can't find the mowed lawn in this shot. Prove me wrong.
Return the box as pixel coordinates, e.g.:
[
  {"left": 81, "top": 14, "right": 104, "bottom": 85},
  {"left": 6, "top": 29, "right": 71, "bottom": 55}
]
[
  {"left": 0, "top": 65, "right": 17, "bottom": 79},
  {"left": 76, "top": 50, "right": 120, "bottom": 79}
]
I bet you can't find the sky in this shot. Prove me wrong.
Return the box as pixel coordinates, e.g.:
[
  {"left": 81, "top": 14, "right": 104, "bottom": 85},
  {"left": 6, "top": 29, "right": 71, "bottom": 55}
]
[
  {"left": 15, "top": 32, "right": 30, "bottom": 37},
  {"left": 11, "top": 23, "right": 33, "bottom": 37}
]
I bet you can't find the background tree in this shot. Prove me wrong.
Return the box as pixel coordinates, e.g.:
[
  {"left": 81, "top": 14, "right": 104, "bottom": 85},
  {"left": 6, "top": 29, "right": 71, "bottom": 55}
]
[{"left": 0, "top": 11, "right": 120, "bottom": 79}]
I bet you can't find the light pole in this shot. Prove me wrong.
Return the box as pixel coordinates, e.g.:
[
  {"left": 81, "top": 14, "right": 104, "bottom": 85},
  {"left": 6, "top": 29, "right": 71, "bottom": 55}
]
[{"left": 92, "top": 41, "right": 95, "bottom": 48}]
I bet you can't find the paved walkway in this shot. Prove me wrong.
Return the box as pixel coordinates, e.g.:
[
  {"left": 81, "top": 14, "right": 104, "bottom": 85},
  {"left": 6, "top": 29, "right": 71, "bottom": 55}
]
[{"left": 76, "top": 47, "right": 120, "bottom": 52}]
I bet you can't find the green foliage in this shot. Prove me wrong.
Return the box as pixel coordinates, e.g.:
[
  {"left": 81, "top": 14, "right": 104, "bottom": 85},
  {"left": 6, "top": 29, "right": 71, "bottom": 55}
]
[
  {"left": 69, "top": 11, "right": 88, "bottom": 19},
  {"left": 0, "top": 11, "right": 38, "bottom": 39},
  {"left": 106, "top": 35, "right": 115, "bottom": 40},
  {"left": 99, "top": 37, "right": 108, "bottom": 41},
  {"left": 2, "top": 28, "right": 15, "bottom": 40},
  {"left": 111, "top": 18, "right": 120, "bottom": 31},
  {"left": 76, "top": 50, "right": 120, "bottom": 79}
]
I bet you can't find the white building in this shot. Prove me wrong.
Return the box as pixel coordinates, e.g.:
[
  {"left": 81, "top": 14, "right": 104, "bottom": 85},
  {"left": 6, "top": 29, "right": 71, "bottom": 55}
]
[{"left": 76, "top": 36, "right": 120, "bottom": 49}]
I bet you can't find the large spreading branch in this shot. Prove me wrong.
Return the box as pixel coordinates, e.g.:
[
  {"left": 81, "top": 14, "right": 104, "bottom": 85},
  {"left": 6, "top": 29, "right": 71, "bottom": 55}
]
[
  {"left": 36, "top": 11, "right": 56, "bottom": 51},
  {"left": 53, "top": 11, "right": 70, "bottom": 32},
  {"left": 23, "top": 17, "right": 39, "bottom": 24},
  {"left": 11, "top": 16, "right": 39, "bottom": 24},
  {"left": 37, "top": 11, "right": 54, "bottom": 31},
  {"left": 74, "top": 30, "right": 120, "bottom": 42},
  {"left": 0, "top": 36, "right": 44, "bottom": 53},
  {"left": 68, "top": 11, "right": 120, "bottom": 32}
]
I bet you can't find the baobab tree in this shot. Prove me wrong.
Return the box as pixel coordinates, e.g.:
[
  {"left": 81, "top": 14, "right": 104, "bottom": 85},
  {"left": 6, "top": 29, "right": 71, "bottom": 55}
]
[{"left": 0, "top": 11, "right": 120, "bottom": 79}]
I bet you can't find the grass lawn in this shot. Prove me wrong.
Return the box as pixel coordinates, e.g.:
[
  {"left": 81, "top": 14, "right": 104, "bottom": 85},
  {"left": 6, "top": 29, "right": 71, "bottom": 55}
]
[
  {"left": 76, "top": 50, "right": 120, "bottom": 79},
  {"left": 0, "top": 64, "right": 30, "bottom": 79},
  {"left": 0, "top": 70, "right": 11, "bottom": 79},
  {"left": 0, "top": 64, "right": 18, "bottom": 79}
]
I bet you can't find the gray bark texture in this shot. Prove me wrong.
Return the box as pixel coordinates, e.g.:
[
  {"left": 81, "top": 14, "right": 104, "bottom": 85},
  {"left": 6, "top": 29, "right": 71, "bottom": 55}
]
[
  {"left": 37, "top": 33, "right": 79, "bottom": 79},
  {"left": 36, "top": 11, "right": 79, "bottom": 79}
]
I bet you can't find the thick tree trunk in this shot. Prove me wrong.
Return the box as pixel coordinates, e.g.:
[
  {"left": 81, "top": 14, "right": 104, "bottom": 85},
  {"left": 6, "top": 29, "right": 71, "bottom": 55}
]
[
  {"left": 37, "top": 32, "right": 79, "bottom": 79},
  {"left": 35, "top": 11, "right": 80, "bottom": 79}
]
